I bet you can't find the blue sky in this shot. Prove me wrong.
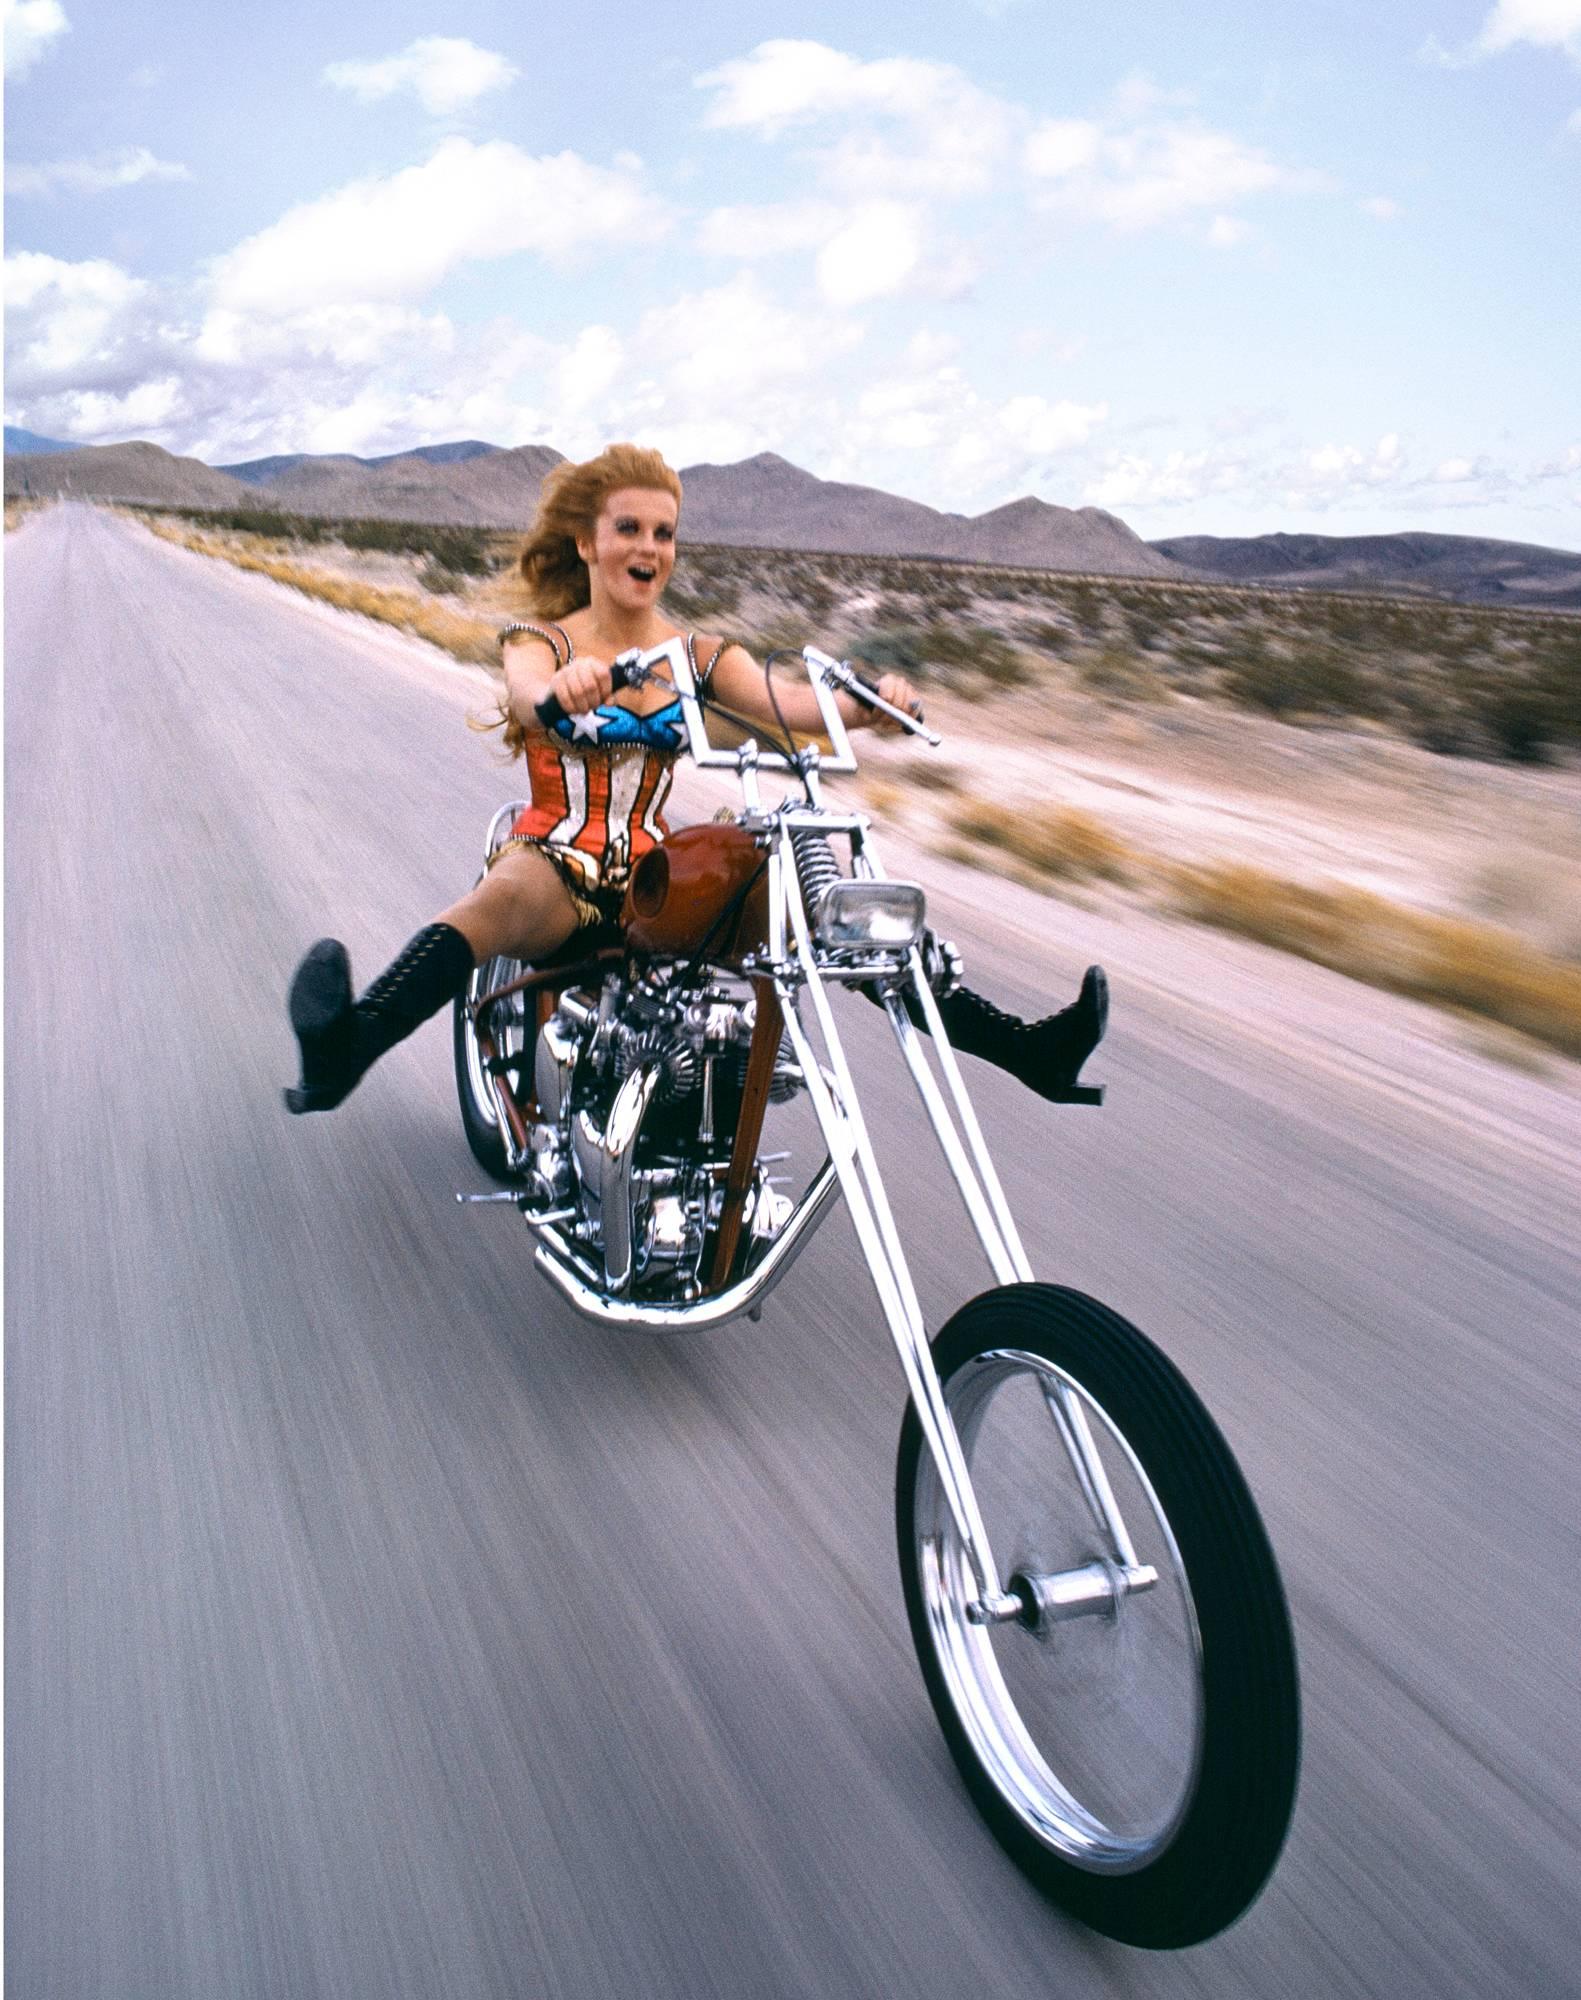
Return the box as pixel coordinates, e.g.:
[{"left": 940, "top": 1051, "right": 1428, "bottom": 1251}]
[{"left": 5, "top": 0, "right": 1578, "bottom": 543}]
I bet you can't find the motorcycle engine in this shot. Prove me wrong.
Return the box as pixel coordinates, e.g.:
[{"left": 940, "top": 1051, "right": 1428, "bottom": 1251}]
[{"left": 530, "top": 971, "right": 803, "bottom": 1297}]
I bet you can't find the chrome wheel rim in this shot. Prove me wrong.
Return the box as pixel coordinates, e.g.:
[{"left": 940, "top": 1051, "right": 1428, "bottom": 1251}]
[
  {"left": 464, "top": 958, "right": 528, "bottom": 1131},
  {"left": 915, "top": 1348, "right": 1205, "bottom": 1872}
]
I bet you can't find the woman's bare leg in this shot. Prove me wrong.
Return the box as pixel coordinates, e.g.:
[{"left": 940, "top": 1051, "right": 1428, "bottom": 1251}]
[
  {"left": 286, "top": 849, "right": 586, "bottom": 1114},
  {"left": 436, "top": 845, "right": 582, "bottom": 965}
]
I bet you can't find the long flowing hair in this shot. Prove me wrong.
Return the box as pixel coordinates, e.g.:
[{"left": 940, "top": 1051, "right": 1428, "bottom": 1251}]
[
  {"left": 519, "top": 442, "right": 683, "bottom": 617},
  {"left": 479, "top": 443, "right": 684, "bottom": 757}
]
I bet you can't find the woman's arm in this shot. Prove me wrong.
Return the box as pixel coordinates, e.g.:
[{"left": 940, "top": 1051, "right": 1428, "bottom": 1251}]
[
  {"left": 501, "top": 634, "right": 615, "bottom": 735},
  {"left": 703, "top": 642, "right": 920, "bottom": 737}
]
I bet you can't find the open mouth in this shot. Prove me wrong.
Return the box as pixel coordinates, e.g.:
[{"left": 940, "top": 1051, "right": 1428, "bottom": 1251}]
[{"left": 627, "top": 563, "right": 657, "bottom": 585}]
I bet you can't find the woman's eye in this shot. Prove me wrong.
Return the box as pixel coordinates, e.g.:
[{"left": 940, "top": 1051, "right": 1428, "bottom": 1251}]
[
  {"left": 614, "top": 519, "right": 637, "bottom": 534},
  {"left": 656, "top": 527, "right": 674, "bottom": 542}
]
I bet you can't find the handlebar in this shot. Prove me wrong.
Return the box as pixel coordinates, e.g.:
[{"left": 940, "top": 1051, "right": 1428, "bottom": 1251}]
[
  {"left": 816, "top": 656, "right": 940, "bottom": 747},
  {"left": 532, "top": 643, "right": 941, "bottom": 752}
]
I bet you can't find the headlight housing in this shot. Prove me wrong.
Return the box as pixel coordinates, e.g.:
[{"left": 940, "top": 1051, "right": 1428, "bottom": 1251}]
[{"left": 812, "top": 880, "right": 926, "bottom": 952}]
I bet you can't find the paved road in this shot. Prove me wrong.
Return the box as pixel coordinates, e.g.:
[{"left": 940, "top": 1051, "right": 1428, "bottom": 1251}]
[{"left": 7, "top": 504, "right": 1581, "bottom": 1999}]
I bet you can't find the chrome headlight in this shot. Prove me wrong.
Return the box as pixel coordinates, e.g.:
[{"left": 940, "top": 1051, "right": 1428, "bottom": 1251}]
[{"left": 813, "top": 880, "right": 926, "bottom": 952}]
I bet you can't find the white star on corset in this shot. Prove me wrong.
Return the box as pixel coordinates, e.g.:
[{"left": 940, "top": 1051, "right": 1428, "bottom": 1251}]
[{"left": 570, "top": 708, "right": 603, "bottom": 742}]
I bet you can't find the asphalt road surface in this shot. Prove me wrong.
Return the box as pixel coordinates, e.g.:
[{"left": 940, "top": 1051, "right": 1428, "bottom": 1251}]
[{"left": 8, "top": 504, "right": 1581, "bottom": 1999}]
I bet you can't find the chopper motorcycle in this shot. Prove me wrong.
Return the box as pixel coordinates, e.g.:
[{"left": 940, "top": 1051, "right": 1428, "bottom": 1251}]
[{"left": 452, "top": 638, "right": 1299, "bottom": 1951}]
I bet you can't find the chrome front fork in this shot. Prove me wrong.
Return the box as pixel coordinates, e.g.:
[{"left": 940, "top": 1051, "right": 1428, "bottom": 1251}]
[{"left": 769, "top": 846, "right": 1147, "bottom": 1626}]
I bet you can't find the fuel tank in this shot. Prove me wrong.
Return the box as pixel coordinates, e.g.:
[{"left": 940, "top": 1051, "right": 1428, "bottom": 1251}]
[{"left": 622, "top": 823, "right": 769, "bottom": 960}]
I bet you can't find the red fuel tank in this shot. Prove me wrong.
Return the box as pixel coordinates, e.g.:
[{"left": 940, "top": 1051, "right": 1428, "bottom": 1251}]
[{"left": 622, "top": 823, "right": 769, "bottom": 960}]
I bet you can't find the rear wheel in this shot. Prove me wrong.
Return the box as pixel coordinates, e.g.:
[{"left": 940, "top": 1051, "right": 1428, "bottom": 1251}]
[
  {"left": 454, "top": 954, "right": 531, "bottom": 1182},
  {"left": 896, "top": 1283, "right": 1299, "bottom": 1950}
]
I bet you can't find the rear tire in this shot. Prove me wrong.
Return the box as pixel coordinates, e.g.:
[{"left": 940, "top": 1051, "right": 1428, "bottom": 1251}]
[{"left": 896, "top": 1283, "right": 1299, "bottom": 1949}]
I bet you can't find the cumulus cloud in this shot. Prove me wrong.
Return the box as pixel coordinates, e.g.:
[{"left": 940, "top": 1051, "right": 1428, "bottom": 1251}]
[
  {"left": 1026, "top": 110, "right": 1316, "bottom": 231},
  {"left": 698, "top": 45, "right": 1316, "bottom": 244},
  {"left": 7, "top": 146, "right": 191, "bottom": 196},
  {"left": 1473, "top": 0, "right": 1581, "bottom": 58},
  {"left": 697, "top": 187, "right": 975, "bottom": 306},
  {"left": 1082, "top": 429, "right": 1554, "bottom": 521},
  {"left": 1427, "top": 0, "right": 1581, "bottom": 65},
  {"left": 836, "top": 333, "right": 1106, "bottom": 497},
  {"left": 697, "top": 199, "right": 842, "bottom": 258},
  {"left": 696, "top": 39, "right": 1015, "bottom": 194},
  {"left": 815, "top": 202, "right": 927, "bottom": 306},
  {"left": 322, "top": 36, "right": 519, "bottom": 115},
  {"left": 210, "top": 139, "right": 669, "bottom": 312},
  {"left": 4, "top": 252, "right": 156, "bottom": 392},
  {"left": 4, "top": 0, "right": 67, "bottom": 77},
  {"left": 1207, "top": 214, "right": 1251, "bottom": 247}
]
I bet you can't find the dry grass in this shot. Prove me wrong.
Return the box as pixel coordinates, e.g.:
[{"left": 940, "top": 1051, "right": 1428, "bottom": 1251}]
[
  {"left": 945, "top": 794, "right": 1138, "bottom": 884},
  {"left": 5, "top": 498, "right": 49, "bottom": 532},
  {"left": 145, "top": 516, "right": 500, "bottom": 666},
  {"left": 1169, "top": 862, "right": 1581, "bottom": 1059}
]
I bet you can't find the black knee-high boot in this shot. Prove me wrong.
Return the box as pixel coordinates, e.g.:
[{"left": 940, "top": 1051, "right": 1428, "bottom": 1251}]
[
  {"left": 931, "top": 965, "right": 1108, "bottom": 1100},
  {"left": 284, "top": 922, "right": 476, "bottom": 1114},
  {"left": 868, "top": 958, "right": 1108, "bottom": 1101}
]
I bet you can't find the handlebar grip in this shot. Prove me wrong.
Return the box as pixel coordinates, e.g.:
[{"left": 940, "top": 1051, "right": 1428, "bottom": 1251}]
[{"left": 535, "top": 653, "right": 640, "bottom": 730}]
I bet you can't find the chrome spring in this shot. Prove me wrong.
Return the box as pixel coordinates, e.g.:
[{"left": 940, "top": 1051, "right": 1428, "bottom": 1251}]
[{"left": 790, "top": 829, "right": 842, "bottom": 910}]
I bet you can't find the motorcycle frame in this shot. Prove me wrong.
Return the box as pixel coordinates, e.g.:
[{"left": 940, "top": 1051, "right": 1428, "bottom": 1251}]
[{"left": 472, "top": 642, "right": 1133, "bottom": 1623}]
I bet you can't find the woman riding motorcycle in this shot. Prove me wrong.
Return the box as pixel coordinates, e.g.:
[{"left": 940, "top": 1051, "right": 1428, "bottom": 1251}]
[{"left": 283, "top": 443, "right": 1106, "bottom": 1115}]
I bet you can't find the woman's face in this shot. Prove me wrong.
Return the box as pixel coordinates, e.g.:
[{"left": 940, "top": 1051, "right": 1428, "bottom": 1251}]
[{"left": 578, "top": 485, "right": 678, "bottom": 615}]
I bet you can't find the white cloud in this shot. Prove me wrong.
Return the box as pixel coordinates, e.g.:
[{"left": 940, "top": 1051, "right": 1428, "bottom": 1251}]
[
  {"left": 210, "top": 139, "right": 669, "bottom": 312},
  {"left": 1300, "top": 433, "right": 1405, "bottom": 491},
  {"left": 1427, "top": 0, "right": 1581, "bottom": 65},
  {"left": 1474, "top": 0, "right": 1581, "bottom": 58},
  {"left": 696, "top": 39, "right": 1015, "bottom": 194},
  {"left": 3, "top": 252, "right": 154, "bottom": 390},
  {"left": 194, "top": 302, "right": 454, "bottom": 370},
  {"left": 632, "top": 274, "right": 861, "bottom": 406},
  {"left": 322, "top": 36, "right": 519, "bottom": 115},
  {"left": 1207, "top": 213, "right": 1251, "bottom": 247},
  {"left": 1023, "top": 118, "right": 1103, "bottom": 178},
  {"left": 697, "top": 199, "right": 841, "bottom": 258},
  {"left": 553, "top": 326, "right": 624, "bottom": 414},
  {"left": 1360, "top": 195, "right": 1402, "bottom": 220},
  {"left": 1086, "top": 448, "right": 1237, "bottom": 509},
  {"left": 838, "top": 336, "right": 1106, "bottom": 497},
  {"left": 1030, "top": 116, "right": 1313, "bottom": 231},
  {"left": 815, "top": 202, "right": 925, "bottom": 306},
  {"left": 7, "top": 147, "right": 192, "bottom": 196},
  {"left": 4, "top": 0, "right": 67, "bottom": 77},
  {"left": 695, "top": 42, "right": 1316, "bottom": 265}
]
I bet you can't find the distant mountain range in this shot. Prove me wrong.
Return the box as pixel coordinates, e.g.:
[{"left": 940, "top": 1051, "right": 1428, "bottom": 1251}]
[
  {"left": 1153, "top": 531, "right": 1581, "bottom": 609},
  {"left": 6, "top": 428, "right": 1579, "bottom": 604},
  {"left": 5, "top": 426, "right": 77, "bottom": 455}
]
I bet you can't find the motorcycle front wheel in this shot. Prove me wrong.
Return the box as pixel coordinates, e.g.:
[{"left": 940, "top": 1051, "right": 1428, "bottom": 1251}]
[
  {"left": 896, "top": 1283, "right": 1299, "bottom": 1950},
  {"left": 453, "top": 953, "right": 532, "bottom": 1182}
]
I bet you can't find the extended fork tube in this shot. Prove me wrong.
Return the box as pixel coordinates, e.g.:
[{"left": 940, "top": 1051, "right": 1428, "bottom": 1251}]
[
  {"left": 770, "top": 852, "right": 1017, "bottom": 1618},
  {"left": 891, "top": 947, "right": 1141, "bottom": 1577}
]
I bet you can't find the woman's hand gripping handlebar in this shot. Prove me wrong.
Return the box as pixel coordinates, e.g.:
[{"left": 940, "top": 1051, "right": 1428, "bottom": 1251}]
[
  {"left": 532, "top": 652, "right": 643, "bottom": 732},
  {"left": 820, "top": 657, "right": 941, "bottom": 745}
]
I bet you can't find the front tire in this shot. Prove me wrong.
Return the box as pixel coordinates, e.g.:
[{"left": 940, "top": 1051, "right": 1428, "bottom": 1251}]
[
  {"left": 896, "top": 1284, "right": 1299, "bottom": 1950},
  {"left": 453, "top": 953, "right": 531, "bottom": 1182}
]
